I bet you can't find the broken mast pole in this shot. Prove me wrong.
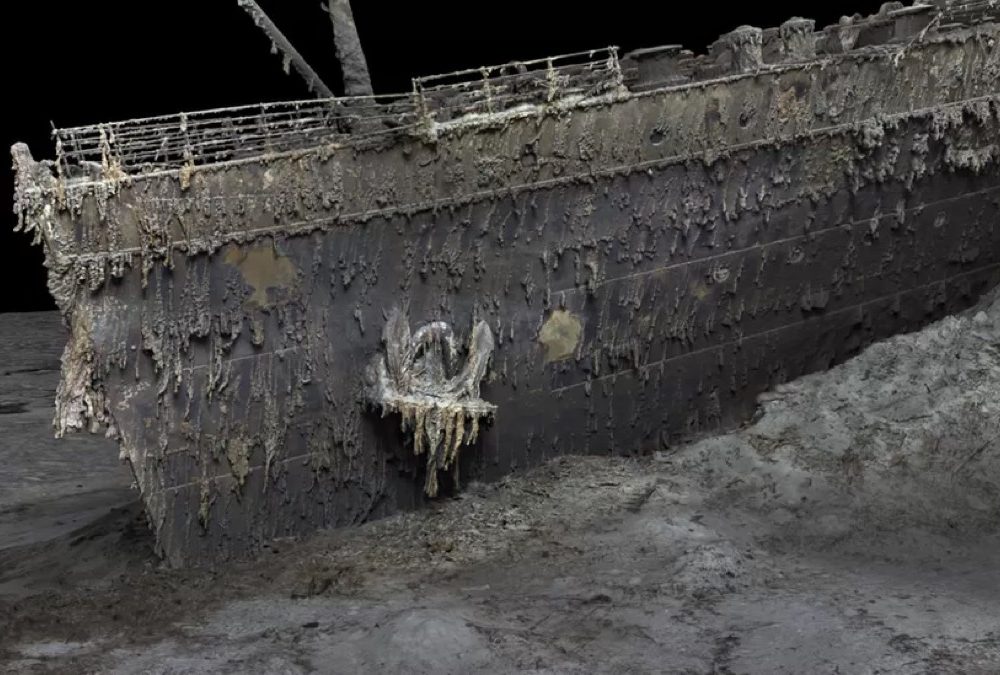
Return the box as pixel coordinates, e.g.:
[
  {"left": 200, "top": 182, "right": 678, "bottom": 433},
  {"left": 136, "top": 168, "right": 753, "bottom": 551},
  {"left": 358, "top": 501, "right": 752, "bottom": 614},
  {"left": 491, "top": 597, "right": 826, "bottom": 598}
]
[
  {"left": 237, "top": 0, "right": 335, "bottom": 98},
  {"left": 325, "top": 0, "right": 374, "bottom": 96}
]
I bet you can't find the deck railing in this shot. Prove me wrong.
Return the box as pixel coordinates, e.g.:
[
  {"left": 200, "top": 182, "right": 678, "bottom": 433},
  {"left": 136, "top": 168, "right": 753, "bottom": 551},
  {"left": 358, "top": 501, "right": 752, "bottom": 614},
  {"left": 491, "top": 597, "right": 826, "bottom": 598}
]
[{"left": 52, "top": 47, "right": 624, "bottom": 176}]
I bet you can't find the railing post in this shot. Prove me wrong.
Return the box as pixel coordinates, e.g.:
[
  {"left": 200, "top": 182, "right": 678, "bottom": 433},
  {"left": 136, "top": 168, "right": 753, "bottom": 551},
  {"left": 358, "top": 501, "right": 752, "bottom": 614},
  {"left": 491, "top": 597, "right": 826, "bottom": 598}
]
[
  {"left": 412, "top": 77, "right": 437, "bottom": 142},
  {"left": 481, "top": 67, "right": 495, "bottom": 114},
  {"left": 546, "top": 57, "right": 558, "bottom": 103},
  {"left": 608, "top": 46, "right": 625, "bottom": 93}
]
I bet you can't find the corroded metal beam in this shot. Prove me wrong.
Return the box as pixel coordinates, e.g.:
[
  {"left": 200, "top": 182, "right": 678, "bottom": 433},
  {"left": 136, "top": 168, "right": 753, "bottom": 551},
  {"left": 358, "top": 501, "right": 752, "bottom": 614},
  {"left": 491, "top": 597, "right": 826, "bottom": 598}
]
[{"left": 237, "top": 0, "right": 335, "bottom": 98}]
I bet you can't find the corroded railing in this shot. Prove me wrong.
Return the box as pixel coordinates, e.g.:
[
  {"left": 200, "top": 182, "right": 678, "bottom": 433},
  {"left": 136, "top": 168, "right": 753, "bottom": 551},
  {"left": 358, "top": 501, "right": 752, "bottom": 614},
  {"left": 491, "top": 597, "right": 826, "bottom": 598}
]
[
  {"left": 51, "top": 47, "right": 625, "bottom": 176},
  {"left": 48, "top": 0, "right": 996, "bottom": 177},
  {"left": 411, "top": 46, "right": 624, "bottom": 123},
  {"left": 52, "top": 94, "right": 418, "bottom": 175}
]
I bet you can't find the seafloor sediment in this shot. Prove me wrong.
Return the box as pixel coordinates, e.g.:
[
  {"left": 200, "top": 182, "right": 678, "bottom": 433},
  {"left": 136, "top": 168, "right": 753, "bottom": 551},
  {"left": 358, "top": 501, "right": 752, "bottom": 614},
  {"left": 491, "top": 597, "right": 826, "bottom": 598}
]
[{"left": 0, "top": 285, "right": 998, "bottom": 673}]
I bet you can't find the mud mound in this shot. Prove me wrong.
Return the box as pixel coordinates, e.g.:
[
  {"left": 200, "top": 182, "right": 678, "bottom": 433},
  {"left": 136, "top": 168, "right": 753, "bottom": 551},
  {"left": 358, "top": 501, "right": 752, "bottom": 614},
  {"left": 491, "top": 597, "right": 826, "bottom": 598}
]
[
  {"left": 0, "top": 501, "right": 154, "bottom": 601},
  {"left": 675, "top": 285, "right": 1000, "bottom": 551}
]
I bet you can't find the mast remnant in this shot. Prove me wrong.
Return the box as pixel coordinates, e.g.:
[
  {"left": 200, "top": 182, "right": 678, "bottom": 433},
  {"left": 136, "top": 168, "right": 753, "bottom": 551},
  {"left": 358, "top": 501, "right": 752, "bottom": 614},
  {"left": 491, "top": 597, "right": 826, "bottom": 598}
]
[
  {"left": 325, "top": 0, "right": 374, "bottom": 96},
  {"left": 237, "top": 0, "right": 334, "bottom": 98}
]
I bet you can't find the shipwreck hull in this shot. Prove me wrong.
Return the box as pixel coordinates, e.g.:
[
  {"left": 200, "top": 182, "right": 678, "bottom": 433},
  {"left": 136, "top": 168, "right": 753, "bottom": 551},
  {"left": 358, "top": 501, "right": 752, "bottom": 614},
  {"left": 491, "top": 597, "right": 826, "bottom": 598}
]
[{"left": 12, "top": 5, "right": 1000, "bottom": 565}]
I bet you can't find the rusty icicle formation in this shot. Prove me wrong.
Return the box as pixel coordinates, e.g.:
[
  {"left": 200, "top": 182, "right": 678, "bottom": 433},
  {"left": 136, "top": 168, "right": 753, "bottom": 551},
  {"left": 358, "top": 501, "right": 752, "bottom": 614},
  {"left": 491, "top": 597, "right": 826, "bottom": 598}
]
[{"left": 10, "top": 0, "right": 1000, "bottom": 565}]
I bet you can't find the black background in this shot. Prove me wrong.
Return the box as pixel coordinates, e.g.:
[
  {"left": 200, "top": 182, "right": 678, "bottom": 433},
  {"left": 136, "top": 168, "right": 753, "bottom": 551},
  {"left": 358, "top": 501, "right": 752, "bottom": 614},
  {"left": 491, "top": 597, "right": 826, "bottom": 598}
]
[{"left": 2, "top": 0, "right": 885, "bottom": 313}]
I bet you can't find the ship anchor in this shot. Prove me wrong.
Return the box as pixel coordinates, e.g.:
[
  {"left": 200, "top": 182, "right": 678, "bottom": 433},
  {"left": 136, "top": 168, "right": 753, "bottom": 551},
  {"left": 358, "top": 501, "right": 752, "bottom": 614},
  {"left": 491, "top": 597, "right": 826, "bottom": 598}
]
[{"left": 366, "top": 308, "right": 496, "bottom": 496}]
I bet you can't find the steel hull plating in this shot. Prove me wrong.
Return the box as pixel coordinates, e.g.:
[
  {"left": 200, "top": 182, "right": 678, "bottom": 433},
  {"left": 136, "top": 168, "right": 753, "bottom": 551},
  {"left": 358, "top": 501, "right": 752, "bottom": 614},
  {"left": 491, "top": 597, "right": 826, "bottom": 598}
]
[{"left": 12, "top": 8, "right": 1000, "bottom": 565}]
